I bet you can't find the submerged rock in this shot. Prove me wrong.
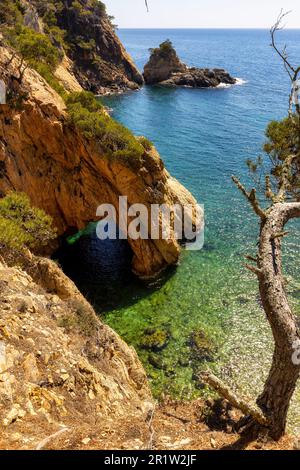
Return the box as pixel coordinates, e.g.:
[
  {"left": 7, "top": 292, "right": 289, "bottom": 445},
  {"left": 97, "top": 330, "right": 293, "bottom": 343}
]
[
  {"left": 140, "top": 328, "right": 170, "bottom": 352},
  {"left": 148, "top": 353, "right": 166, "bottom": 370},
  {"left": 143, "top": 40, "right": 236, "bottom": 88},
  {"left": 188, "top": 329, "right": 216, "bottom": 362}
]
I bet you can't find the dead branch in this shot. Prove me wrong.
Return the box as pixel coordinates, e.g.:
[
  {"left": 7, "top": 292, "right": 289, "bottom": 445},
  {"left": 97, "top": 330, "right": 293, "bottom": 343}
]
[
  {"left": 245, "top": 255, "right": 258, "bottom": 263},
  {"left": 270, "top": 11, "right": 300, "bottom": 115},
  {"left": 275, "top": 154, "right": 297, "bottom": 202},
  {"left": 270, "top": 231, "right": 289, "bottom": 240},
  {"left": 243, "top": 263, "right": 262, "bottom": 276},
  {"left": 35, "top": 427, "right": 70, "bottom": 450},
  {"left": 5, "top": 52, "right": 17, "bottom": 68},
  {"left": 265, "top": 175, "right": 276, "bottom": 201},
  {"left": 270, "top": 10, "right": 295, "bottom": 74},
  {"left": 145, "top": 404, "right": 156, "bottom": 450},
  {"left": 232, "top": 176, "right": 266, "bottom": 220},
  {"left": 199, "top": 371, "right": 269, "bottom": 427}
]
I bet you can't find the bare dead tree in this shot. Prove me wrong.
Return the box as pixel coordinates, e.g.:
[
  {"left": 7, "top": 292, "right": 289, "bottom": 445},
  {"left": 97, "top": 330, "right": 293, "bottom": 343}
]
[
  {"left": 271, "top": 9, "right": 300, "bottom": 115},
  {"left": 201, "top": 13, "right": 300, "bottom": 441}
]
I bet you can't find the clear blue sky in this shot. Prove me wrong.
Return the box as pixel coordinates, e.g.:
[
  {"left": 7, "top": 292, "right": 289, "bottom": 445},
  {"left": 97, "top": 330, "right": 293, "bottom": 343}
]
[{"left": 104, "top": 0, "right": 300, "bottom": 29}]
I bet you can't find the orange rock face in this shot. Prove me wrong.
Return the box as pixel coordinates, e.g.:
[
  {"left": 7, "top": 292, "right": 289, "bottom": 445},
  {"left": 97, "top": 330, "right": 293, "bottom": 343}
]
[{"left": 0, "top": 45, "right": 199, "bottom": 278}]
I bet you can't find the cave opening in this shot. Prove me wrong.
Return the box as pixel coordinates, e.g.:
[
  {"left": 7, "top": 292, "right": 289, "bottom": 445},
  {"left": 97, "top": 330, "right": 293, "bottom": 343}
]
[{"left": 54, "top": 222, "right": 137, "bottom": 312}]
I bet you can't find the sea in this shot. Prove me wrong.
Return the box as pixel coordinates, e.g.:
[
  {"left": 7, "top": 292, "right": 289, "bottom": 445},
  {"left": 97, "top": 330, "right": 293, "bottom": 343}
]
[{"left": 59, "top": 29, "right": 300, "bottom": 433}]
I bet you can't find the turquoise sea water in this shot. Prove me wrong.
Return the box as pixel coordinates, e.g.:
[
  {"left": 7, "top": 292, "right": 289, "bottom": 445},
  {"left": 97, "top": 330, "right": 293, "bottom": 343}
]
[{"left": 60, "top": 30, "right": 300, "bottom": 432}]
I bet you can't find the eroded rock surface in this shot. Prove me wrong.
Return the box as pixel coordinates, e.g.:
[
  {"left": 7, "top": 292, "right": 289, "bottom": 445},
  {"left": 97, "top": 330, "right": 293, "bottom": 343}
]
[
  {"left": 0, "top": 256, "right": 153, "bottom": 449},
  {"left": 31, "top": 0, "right": 144, "bottom": 94}
]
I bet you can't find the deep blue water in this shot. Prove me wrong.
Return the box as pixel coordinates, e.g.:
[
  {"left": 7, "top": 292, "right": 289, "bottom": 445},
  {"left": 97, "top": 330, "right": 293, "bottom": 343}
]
[
  {"left": 104, "top": 29, "right": 300, "bottom": 265},
  {"left": 64, "top": 30, "right": 300, "bottom": 431}
]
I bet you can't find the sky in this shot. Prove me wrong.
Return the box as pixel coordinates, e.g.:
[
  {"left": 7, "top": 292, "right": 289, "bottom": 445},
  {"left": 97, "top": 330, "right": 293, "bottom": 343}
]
[{"left": 104, "top": 0, "right": 300, "bottom": 29}]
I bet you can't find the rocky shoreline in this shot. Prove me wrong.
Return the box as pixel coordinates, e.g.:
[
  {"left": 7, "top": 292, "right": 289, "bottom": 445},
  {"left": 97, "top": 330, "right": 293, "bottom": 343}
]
[{"left": 150, "top": 67, "right": 237, "bottom": 89}]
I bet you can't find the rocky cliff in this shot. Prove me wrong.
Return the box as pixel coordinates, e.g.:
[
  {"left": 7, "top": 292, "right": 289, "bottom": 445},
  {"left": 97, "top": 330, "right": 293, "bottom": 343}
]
[
  {"left": 144, "top": 40, "right": 188, "bottom": 85},
  {"left": 144, "top": 40, "right": 236, "bottom": 88},
  {"left": 0, "top": 44, "right": 198, "bottom": 278},
  {"left": 2, "top": 0, "right": 144, "bottom": 94},
  {"left": 0, "top": 252, "right": 153, "bottom": 449},
  {"left": 53, "top": 0, "right": 144, "bottom": 93}
]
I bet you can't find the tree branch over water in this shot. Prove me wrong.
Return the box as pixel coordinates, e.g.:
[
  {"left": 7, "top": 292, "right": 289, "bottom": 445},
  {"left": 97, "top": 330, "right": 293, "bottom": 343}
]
[{"left": 204, "top": 12, "right": 300, "bottom": 441}]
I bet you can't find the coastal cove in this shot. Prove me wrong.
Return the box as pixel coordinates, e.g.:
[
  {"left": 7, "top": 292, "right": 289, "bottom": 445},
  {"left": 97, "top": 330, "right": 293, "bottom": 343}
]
[{"left": 58, "top": 29, "right": 300, "bottom": 433}]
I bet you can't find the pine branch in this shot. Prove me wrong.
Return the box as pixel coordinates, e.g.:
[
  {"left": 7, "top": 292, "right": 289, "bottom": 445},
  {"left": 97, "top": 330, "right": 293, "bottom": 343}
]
[
  {"left": 265, "top": 175, "right": 276, "bottom": 202},
  {"left": 243, "top": 263, "right": 263, "bottom": 277},
  {"left": 232, "top": 176, "right": 266, "bottom": 220}
]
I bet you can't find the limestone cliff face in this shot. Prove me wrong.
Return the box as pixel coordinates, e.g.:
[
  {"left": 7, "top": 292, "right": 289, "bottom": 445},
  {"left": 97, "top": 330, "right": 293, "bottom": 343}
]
[
  {"left": 30, "top": 0, "right": 144, "bottom": 94},
  {"left": 55, "top": 3, "right": 144, "bottom": 93},
  {"left": 0, "top": 45, "right": 198, "bottom": 278},
  {"left": 0, "top": 253, "right": 153, "bottom": 449}
]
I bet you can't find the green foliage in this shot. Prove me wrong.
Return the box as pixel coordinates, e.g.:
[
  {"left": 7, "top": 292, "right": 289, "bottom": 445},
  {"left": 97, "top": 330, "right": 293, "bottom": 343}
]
[
  {"left": 4, "top": 24, "right": 66, "bottom": 97},
  {"left": 0, "top": 192, "right": 56, "bottom": 251},
  {"left": 264, "top": 115, "right": 300, "bottom": 163},
  {"left": 58, "top": 299, "right": 97, "bottom": 336},
  {"left": 149, "top": 40, "right": 175, "bottom": 59},
  {"left": 0, "top": 0, "right": 23, "bottom": 26},
  {"left": 66, "top": 92, "right": 146, "bottom": 170},
  {"left": 66, "top": 91, "right": 103, "bottom": 112},
  {"left": 264, "top": 114, "right": 300, "bottom": 200},
  {"left": 246, "top": 114, "right": 300, "bottom": 200},
  {"left": 33, "top": 63, "right": 66, "bottom": 98},
  {"left": 139, "top": 137, "right": 153, "bottom": 151},
  {"left": 77, "top": 38, "right": 96, "bottom": 51},
  {"left": 14, "top": 27, "right": 60, "bottom": 70}
]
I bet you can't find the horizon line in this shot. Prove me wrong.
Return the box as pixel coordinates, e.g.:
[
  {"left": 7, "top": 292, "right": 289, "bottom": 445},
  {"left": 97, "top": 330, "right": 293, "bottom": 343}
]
[{"left": 117, "top": 27, "right": 300, "bottom": 30}]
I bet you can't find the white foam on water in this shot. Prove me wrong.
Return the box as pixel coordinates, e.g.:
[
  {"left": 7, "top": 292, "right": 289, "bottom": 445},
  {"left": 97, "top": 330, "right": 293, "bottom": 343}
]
[
  {"left": 217, "top": 82, "right": 232, "bottom": 89},
  {"left": 235, "top": 77, "right": 248, "bottom": 86},
  {"left": 217, "top": 78, "right": 248, "bottom": 89}
]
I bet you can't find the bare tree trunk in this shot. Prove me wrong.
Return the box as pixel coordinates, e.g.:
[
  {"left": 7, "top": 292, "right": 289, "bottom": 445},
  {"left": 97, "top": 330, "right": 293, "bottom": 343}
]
[{"left": 256, "top": 202, "right": 300, "bottom": 440}]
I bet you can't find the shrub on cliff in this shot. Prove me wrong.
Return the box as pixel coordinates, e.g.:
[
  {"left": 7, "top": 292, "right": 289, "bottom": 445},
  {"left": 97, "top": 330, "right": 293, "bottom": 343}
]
[
  {"left": 149, "top": 40, "right": 175, "bottom": 59},
  {"left": 139, "top": 137, "right": 153, "bottom": 151},
  {"left": 66, "top": 91, "right": 103, "bottom": 113},
  {"left": 13, "top": 27, "right": 60, "bottom": 71},
  {"left": 66, "top": 92, "right": 146, "bottom": 170},
  {"left": 0, "top": 192, "right": 56, "bottom": 251},
  {"left": 4, "top": 25, "right": 66, "bottom": 96},
  {"left": 0, "top": 0, "right": 23, "bottom": 27}
]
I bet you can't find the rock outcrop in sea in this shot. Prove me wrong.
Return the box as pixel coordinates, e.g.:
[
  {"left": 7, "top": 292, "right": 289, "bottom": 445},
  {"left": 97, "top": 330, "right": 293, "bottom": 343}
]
[{"left": 143, "top": 40, "right": 236, "bottom": 88}]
